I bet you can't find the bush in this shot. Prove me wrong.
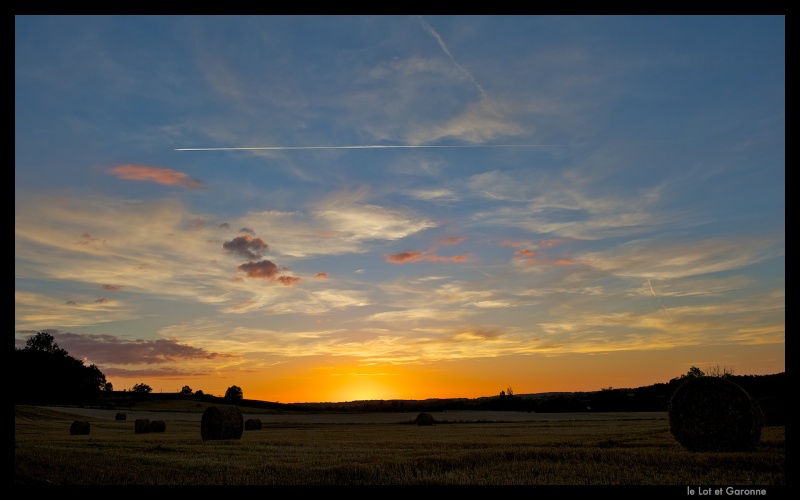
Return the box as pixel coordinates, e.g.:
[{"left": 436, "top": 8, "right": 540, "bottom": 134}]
[{"left": 668, "top": 376, "right": 762, "bottom": 451}]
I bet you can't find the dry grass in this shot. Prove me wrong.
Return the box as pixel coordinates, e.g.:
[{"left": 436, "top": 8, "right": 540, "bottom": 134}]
[{"left": 15, "top": 405, "right": 784, "bottom": 486}]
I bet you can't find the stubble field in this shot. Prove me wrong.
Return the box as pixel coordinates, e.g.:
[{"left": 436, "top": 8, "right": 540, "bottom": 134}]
[{"left": 15, "top": 404, "right": 784, "bottom": 486}]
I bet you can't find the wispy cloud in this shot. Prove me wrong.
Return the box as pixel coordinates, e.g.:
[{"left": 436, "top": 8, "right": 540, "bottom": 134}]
[
  {"left": 385, "top": 249, "right": 468, "bottom": 264},
  {"left": 107, "top": 165, "right": 206, "bottom": 190}
]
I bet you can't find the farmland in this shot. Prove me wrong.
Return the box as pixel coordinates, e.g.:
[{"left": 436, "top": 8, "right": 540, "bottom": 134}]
[{"left": 15, "top": 403, "right": 784, "bottom": 486}]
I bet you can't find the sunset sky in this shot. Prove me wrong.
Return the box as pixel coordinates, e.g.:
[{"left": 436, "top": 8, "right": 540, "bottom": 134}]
[{"left": 15, "top": 15, "right": 784, "bottom": 403}]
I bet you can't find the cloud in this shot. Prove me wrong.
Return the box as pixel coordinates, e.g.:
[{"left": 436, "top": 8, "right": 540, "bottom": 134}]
[
  {"left": 276, "top": 276, "right": 301, "bottom": 286},
  {"left": 385, "top": 249, "right": 468, "bottom": 264},
  {"left": 406, "top": 188, "right": 460, "bottom": 203},
  {"left": 581, "top": 236, "right": 783, "bottom": 280},
  {"left": 406, "top": 100, "right": 524, "bottom": 145},
  {"left": 237, "top": 259, "right": 300, "bottom": 286},
  {"left": 102, "top": 284, "right": 123, "bottom": 291},
  {"left": 107, "top": 165, "right": 206, "bottom": 190},
  {"left": 223, "top": 234, "right": 269, "bottom": 259},
  {"left": 314, "top": 273, "right": 329, "bottom": 279},
  {"left": 22, "top": 329, "right": 235, "bottom": 366},
  {"left": 438, "top": 236, "right": 464, "bottom": 246},
  {"left": 237, "top": 260, "right": 279, "bottom": 279},
  {"left": 15, "top": 290, "right": 137, "bottom": 330}
]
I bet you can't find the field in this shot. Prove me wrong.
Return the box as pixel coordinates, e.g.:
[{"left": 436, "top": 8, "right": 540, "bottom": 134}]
[{"left": 15, "top": 404, "right": 785, "bottom": 486}]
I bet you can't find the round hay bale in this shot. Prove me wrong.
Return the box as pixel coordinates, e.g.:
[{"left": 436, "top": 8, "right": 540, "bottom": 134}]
[
  {"left": 668, "top": 376, "right": 762, "bottom": 451},
  {"left": 415, "top": 412, "right": 434, "bottom": 426},
  {"left": 245, "top": 418, "right": 262, "bottom": 430},
  {"left": 115, "top": 412, "right": 127, "bottom": 421},
  {"left": 134, "top": 418, "right": 151, "bottom": 434},
  {"left": 201, "top": 405, "right": 244, "bottom": 441},
  {"left": 149, "top": 420, "right": 166, "bottom": 433},
  {"left": 70, "top": 420, "right": 90, "bottom": 435}
]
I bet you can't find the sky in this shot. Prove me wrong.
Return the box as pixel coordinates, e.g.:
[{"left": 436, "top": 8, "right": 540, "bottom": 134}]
[{"left": 15, "top": 15, "right": 784, "bottom": 404}]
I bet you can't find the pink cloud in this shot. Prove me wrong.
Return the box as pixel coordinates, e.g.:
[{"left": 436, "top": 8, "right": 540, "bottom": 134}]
[
  {"left": 539, "top": 239, "right": 562, "bottom": 248},
  {"left": 237, "top": 260, "right": 300, "bottom": 285},
  {"left": 386, "top": 250, "right": 468, "bottom": 264},
  {"left": 276, "top": 276, "right": 301, "bottom": 286},
  {"left": 102, "top": 284, "right": 123, "bottom": 291},
  {"left": 107, "top": 165, "right": 206, "bottom": 190},
  {"left": 386, "top": 250, "right": 423, "bottom": 263},
  {"left": 437, "top": 236, "right": 465, "bottom": 246},
  {"left": 314, "top": 273, "right": 329, "bottom": 279},
  {"left": 223, "top": 234, "right": 269, "bottom": 259},
  {"left": 238, "top": 260, "right": 279, "bottom": 279}
]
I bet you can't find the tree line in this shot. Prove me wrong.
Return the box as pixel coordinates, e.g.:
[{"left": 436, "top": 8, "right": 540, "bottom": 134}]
[
  {"left": 13, "top": 331, "right": 785, "bottom": 423},
  {"left": 14, "top": 332, "right": 245, "bottom": 404},
  {"left": 14, "top": 332, "right": 109, "bottom": 405}
]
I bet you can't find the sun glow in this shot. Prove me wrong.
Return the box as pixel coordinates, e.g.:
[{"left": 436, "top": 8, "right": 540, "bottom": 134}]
[{"left": 329, "top": 376, "right": 398, "bottom": 402}]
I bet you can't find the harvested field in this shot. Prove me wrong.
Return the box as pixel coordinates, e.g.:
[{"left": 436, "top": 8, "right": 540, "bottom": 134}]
[{"left": 15, "top": 405, "right": 784, "bottom": 486}]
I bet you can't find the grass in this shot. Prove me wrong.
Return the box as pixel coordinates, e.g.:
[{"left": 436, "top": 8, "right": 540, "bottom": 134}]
[{"left": 15, "top": 405, "right": 784, "bottom": 486}]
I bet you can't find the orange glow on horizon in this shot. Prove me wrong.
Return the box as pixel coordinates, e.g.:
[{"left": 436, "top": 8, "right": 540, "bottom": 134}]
[{"left": 104, "top": 343, "right": 785, "bottom": 404}]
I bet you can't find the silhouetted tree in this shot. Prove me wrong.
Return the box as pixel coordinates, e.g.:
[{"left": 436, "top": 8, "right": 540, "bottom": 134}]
[
  {"left": 687, "top": 366, "right": 705, "bottom": 378},
  {"left": 180, "top": 385, "right": 193, "bottom": 395},
  {"left": 132, "top": 383, "right": 153, "bottom": 393},
  {"left": 24, "top": 331, "right": 68, "bottom": 355},
  {"left": 224, "top": 385, "right": 243, "bottom": 400},
  {"left": 14, "top": 331, "right": 107, "bottom": 404}
]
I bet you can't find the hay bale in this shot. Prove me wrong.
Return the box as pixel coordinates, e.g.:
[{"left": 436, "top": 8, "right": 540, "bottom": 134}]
[
  {"left": 70, "top": 420, "right": 90, "bottom": 435},
  {"left": 149, "top": 420, "right": 166, "bottom": 433},
  {"left": 115, "top": 412, "right": 127, "bottom": 421},
  {"left": 134, "top": 418, "right": 151, "bottom": 434},
  {"left": 244, "top": 418, "right": 262, "bottom": 430},
  {"left": 415, "top": 412, "right": 434, "bottom": 426},
  {"left": 668, "top": 376, "right": 762, "bottom": 451},
  {"left": 201, "top": 405, "right": 243, "bottom": 441}
]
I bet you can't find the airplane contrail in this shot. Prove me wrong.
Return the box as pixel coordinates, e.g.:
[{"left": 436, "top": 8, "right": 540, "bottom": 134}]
[
  {"left": 415, "top": 16, "right": 489, "bottom": 103},
  {"left": 175, "top": 144, "right": 569, "bottom": 151},
  {"left": 647, "top": 279, "right": 673, "bottom": 321}
]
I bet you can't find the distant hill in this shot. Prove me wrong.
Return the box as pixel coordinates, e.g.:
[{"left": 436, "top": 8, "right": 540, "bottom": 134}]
[{"left": 80, "top": 371, "right": 787, "bottom": 426}]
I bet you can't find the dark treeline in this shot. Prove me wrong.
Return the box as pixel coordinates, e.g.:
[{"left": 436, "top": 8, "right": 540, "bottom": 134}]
[
  {"left": 14, "top": 332, "right": 108, "bottom": 405},
  {"left": 14, "top": 331, "right": 785, "bottom": 425},
  {"left": 300, "top": 370, "right": 786, "bottom": 425}
]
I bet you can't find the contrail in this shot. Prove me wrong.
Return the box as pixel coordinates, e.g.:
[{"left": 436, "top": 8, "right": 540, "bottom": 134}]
[
  {"left": 175, "top": 144, "right": 569, "bottom": 151},
  {"left": 647, "top": 279, "right": 673, "bottom": 321},
  {"left": 415, "top": 16, "right": 489, "bottom": 102}
]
